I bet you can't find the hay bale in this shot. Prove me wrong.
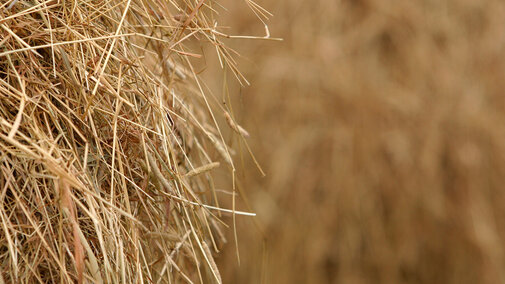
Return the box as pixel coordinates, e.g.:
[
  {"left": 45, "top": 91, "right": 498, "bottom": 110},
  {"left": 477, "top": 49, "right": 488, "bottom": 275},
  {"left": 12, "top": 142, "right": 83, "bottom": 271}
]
[
  {"left": 0, "top": 0, "right": 252, "bottom": 282},
  {"left": 217, "top": 1, "right": 505, "bottom": 283}
]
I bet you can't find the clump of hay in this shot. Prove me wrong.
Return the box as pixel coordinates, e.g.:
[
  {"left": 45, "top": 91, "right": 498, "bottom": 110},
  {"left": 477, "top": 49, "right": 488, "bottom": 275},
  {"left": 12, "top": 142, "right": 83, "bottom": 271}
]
[{"left": 0, "top": 0, "right": 259, "bottom": 282}]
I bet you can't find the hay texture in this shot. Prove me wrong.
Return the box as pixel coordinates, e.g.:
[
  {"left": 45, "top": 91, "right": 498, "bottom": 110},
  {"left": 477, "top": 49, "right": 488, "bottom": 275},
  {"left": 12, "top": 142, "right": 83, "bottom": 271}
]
[{"left": 0, "top": 0, "right": 255, "bottom": 282}]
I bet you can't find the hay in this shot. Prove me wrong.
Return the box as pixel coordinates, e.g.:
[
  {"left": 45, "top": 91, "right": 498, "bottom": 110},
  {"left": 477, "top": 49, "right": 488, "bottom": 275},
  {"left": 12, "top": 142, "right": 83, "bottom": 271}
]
[
  {"left": 217, "top": 0, "right": 505, "bottom": 283},
  {"left": 0, "top": 0, "right": 258, "bottom": 282}
]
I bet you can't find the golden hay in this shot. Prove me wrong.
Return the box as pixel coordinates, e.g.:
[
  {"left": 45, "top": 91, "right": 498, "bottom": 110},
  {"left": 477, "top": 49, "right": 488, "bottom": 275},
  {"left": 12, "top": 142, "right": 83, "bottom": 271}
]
[
  {"left": 215, "top": 0, "right": 505, "bottom": 284},
  {"left": 0, "top": 0, "right": 263, "bottom": 282}
]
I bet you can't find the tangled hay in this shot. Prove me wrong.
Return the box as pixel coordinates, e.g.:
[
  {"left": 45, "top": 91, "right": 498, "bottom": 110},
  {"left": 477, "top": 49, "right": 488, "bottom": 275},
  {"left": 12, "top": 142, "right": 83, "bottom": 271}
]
[{"left": 0, "top": 0, "right": 261, "bottom": 282}]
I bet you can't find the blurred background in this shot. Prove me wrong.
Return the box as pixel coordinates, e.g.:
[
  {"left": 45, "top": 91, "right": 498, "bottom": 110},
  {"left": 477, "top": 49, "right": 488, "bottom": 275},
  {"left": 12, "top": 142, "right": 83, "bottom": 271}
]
[{"left": 203, "top": 0, "right": 505, "bottom": 283}]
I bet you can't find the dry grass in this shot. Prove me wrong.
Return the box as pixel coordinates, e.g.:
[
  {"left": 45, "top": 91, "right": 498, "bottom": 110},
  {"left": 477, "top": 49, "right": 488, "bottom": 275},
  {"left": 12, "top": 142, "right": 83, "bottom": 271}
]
[
  {"left": 0, "top": 0, "right": 264, "bottom": 282},
  {"left": 212, "top": 0, "right": 505, "bottom": 283}
]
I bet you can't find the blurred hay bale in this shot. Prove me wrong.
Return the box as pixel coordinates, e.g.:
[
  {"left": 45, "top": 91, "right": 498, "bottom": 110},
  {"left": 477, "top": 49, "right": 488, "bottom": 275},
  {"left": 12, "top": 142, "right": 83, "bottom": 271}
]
[
  {"left": 0, "top": 0, "right": 252, "bottom": 282},
  {"left": 214, "top": 0, "right": 505, "bottom": 284}
]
